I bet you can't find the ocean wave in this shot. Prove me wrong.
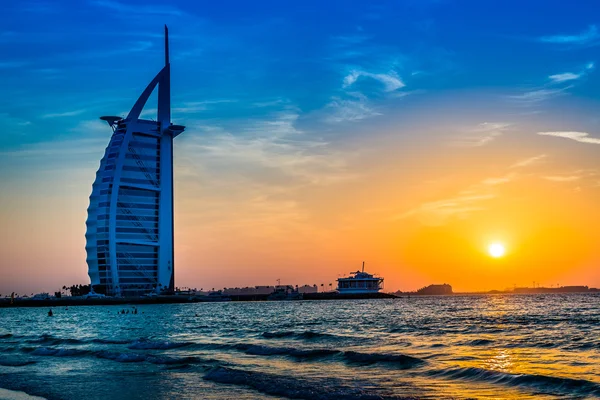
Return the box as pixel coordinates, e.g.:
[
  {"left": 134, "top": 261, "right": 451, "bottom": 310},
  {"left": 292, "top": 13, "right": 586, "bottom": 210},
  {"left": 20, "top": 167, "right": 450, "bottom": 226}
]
[
  {"left": 0, "top": 359, "right": 37, "bottom": 367},
  {"left": 299, "top": 331, "right": 334, "bottom": 340},
  {"left": 431, "top": 367, "right": 600, "bottom": 396},
  {"left": 261, "top": 331, "right": 296, "bottom": 338},
  {"left": 29, "top": 347, "right": 90, "bottom": 357},
  {"left": 26, "top": 335, "right": 84, "bottom": 346},
  {"left": 226, "top": 343, "right": 338, "bottom": 359},
  {"left": 0, "top": 333, "right": 14, "bottom": 339},
  {"left": 127, "top": 339, "right": 192, "bottom": 350},
  {"left": 261, "top": 330, "right": 335, "bottom": 340},
  {"left": 216, "top": 342, "right": 425, "bottom": 367},
  {"left": 203, "top": 367, "right": 413, "bottom": 400},
  {"left": 466, "top": 339, "right": 495, "bottom": 346},
  {"left": 95, "top": 350, "right": 147, "bottom": 363},
  {"left": 343, "top": 351, "right": 425, "bottom": 368},
  {"left": 146, "top": 355, "right": 201, "bottom": 365},
  {"left": 91, "top": 338, "right": 131, "bottom": 345},
  {"left": 23, "top": 345, "right": 207, "bottom": 366}
]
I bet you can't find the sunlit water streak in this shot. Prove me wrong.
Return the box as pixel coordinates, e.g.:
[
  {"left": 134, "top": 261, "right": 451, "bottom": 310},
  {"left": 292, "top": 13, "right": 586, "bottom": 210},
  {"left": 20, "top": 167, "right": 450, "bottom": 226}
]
[{"left": 0, "top": 294, "right": 599, "bottom": 399}]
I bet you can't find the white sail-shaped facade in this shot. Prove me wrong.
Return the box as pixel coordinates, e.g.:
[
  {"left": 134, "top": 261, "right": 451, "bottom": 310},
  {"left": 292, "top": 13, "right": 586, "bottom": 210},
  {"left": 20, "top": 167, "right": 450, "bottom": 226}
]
[{"left": 86, "top": 26, "right": 184, "bottom": 297}]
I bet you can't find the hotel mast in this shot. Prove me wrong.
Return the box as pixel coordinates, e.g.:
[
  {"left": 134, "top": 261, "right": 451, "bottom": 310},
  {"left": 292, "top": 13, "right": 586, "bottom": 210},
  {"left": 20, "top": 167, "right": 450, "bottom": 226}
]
[{"left": 85, "top": 26, "right": 185, "bottom": 297}]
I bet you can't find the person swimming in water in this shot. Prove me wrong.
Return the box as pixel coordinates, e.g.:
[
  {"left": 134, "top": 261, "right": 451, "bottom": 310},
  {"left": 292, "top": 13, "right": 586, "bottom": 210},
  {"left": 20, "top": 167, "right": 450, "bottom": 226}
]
[{"left": 48, "top": 309, "right": 53, "bottom": 317}]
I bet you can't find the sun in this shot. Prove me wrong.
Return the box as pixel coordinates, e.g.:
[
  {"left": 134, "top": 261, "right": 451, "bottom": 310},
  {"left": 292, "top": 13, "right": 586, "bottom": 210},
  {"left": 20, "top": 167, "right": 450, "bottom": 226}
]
[{"left": 488, "top": 242, "right": 506, "bottom": 258}]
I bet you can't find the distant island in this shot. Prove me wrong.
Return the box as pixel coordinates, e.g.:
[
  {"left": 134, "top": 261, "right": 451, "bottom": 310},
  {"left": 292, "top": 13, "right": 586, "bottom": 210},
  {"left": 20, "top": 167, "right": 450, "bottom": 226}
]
[{"left": 392, "top": 284, "right": 599, "bottom": 296}]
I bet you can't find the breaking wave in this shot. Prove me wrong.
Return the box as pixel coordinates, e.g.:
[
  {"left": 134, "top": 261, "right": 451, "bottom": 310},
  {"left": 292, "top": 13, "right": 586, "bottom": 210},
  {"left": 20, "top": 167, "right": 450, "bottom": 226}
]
[
  {"left": 127, "top": 339, "right": 193, "bottom": 350},
  {"left": 29, "top": 347, "right": 91, "bottom": 357},
  {"left": 261, "top": 330, "right": 336, "bottom": 340},
  {"left": 91, "top": 338, "right": 131, "bottom": 345},
  {"left": 343, "top": 351, "right": 425, "bottom": 368},
  {"left": 0, "top": 359, "right": 37, "bottom": 367},
  {"left": 203, "top": 342, "right": 425, "bottom": 368},
  {"left": 431, "top": 367, "right": 600, "bottom": 396},
  {"left": 203, "top": 367, "right": 414, "bottom": 400}
]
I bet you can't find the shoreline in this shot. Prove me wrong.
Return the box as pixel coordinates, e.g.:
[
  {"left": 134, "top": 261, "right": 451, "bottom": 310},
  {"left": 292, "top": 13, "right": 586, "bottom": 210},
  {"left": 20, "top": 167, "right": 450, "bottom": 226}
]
[
  {"left": 0, "top": 292, "right": 397, "bottom": 308},
  {"left": 1, "top": 290, "right": 598, "bottom": 309}
]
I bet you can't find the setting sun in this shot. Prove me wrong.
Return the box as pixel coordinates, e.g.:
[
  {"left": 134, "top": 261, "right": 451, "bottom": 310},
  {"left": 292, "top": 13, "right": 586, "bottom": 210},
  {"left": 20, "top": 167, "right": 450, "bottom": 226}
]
[{"left": 488, "top": 243, "right": 506, "bottom": 258}]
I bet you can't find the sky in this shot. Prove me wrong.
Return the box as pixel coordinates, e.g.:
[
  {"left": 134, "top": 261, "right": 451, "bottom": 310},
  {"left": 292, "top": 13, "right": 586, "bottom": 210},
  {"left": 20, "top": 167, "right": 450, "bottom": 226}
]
[{"left": 1, "top": 0, "right": 600, "bottom": 295}]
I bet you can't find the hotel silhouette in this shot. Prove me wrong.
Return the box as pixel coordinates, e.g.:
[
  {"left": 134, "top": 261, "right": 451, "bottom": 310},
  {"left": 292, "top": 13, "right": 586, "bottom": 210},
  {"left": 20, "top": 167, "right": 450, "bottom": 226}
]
[{"left": 85, "top": 26, "right": 184, "bottom": 296}]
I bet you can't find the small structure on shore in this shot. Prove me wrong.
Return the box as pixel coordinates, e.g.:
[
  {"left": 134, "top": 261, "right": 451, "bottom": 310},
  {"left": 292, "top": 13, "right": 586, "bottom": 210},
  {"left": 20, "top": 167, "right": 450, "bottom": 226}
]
[{"left": 337, "top": 262, "right": 384, "bottom": 294}]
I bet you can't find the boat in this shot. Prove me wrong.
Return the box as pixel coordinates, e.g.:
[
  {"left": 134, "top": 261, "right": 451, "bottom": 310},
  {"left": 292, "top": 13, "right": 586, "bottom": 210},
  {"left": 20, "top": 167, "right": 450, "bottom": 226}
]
[
  {"left": 267, "top": 286, "right": 303, "bottom": 301},
  {"left": 337, "top": 262, "right": 384, "bottom": 294}
]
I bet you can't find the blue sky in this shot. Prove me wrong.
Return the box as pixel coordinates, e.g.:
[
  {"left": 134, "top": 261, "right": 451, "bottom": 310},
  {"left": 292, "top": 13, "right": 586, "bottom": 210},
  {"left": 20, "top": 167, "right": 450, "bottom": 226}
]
[
  {"left": 2, "top": 0, "right": 599, "bottom": 144},
  {"left": 1, "top": 0, "right": 600, "bottom": 293}
]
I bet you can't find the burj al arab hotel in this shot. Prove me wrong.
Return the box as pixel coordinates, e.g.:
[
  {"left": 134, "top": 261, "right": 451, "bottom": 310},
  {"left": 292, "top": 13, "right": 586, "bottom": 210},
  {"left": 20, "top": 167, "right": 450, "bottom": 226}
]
[{"left": 85, "top": 26, "right": 185, "bottom": 297}]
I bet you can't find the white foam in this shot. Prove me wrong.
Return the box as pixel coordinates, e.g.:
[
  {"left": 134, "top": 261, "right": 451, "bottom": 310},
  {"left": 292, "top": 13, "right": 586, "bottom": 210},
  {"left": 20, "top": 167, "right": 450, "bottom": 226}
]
[{"left": 0, "top": 388, "right": 46, "bottom": 400}]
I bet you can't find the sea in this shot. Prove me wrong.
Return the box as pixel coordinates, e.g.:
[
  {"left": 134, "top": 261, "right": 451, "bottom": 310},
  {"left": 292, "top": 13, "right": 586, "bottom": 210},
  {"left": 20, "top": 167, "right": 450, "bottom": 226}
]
[{"left": 0, "top": 294, "right": 599, "bottom": 399}]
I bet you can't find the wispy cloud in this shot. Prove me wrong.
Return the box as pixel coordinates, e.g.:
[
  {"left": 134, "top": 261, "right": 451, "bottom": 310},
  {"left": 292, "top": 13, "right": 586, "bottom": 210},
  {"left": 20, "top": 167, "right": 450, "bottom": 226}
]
[
  {"left": 539, "top": 25, "right": 600, "bottom": 47},
  {"left": 343, "top": 69, "right": 405, "bottom": 92},
  {"left": 481, "top": 173, "right": 516, "bottom": 186},
  {"left": 394, "top": 194, "right": 494, "bottom": 225},
  {"left": 543, "top": 169, "right": 598, "bottom": 184},
  {"left": 510, "top": 154, "right": 548, "bottom": 169},
  {"left": 537, "top": 131, "right": 600, "bottom": 145},
  {"left": 42, "top": 109, "right": 88, "bottom": 118},
  {"left": 548, "top": 72, "right": 581, "bottom": 83},
  {"left": 0, "top": 113, "right": 32, "bottom": 128},
  {"left": 325, "top": 93, "right": 381, "bottom": 123},
  {"left": 397, "top": 155, "right": 531, "bottom": 225},
  {"left": 180, "top": 112, "right": 357, "bottom": 188},
  {"left": 544, "top": 175, "right": 581, "bottom": 182},
  {"left": 548, "top": 62, "right": 594, "bottom": 83},
  {"left": 451, "top": 122, "right": 511, "bottom": 147},
  {"left": 508, "top": 86, "right": 572, "bottom": 104},
  {"left": 91, "top": 0, "right": 185, "bottom": 16}
]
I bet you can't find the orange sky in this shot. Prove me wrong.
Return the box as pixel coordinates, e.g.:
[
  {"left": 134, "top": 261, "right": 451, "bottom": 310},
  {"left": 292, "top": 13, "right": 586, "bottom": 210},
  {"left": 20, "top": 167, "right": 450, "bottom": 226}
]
[{"left": 1, "top": 94, "right": 599, "bottom": 295}]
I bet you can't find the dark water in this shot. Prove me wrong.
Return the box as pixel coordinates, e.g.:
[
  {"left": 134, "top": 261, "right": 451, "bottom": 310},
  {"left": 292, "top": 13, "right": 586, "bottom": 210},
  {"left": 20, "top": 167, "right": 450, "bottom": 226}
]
[{"left": 0, "top": 295, "right": 599, "bottom": 399}]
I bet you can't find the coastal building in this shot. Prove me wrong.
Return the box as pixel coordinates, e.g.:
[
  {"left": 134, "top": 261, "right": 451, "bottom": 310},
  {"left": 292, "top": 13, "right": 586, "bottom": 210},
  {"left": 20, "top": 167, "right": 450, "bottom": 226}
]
[
  {"left": 85, "top": 26, "right": 185, "bottom": 297},
  {"left": 337, "top": 262, "right": 384, "bottom": 294},
  {"left": 222, "top": 285, "right": 318, "bottom": 296}
]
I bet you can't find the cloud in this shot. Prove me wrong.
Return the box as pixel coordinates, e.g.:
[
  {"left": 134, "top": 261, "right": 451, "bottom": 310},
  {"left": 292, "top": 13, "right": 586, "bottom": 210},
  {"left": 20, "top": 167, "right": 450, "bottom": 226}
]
[
  {"left": 539, "top": 25, "right": 600, "bottom": 46},
  {"left": 544, "top": 175, "right": 581, "bottom": 182},
  {"left": 325, "top": 94, "right": 382, "bottom": 123},
  {"left": 397, "top": 154, "right": 531, "bottom": 225},
  {"left": 172, "top": 100, "right": 237, "bottom": 115},
  {"left": 481, "top": 173, "right": 516, "bottom": 186},
  {"left": 510, "top": 154, "right": 548, "bottom": 169},
  {"left": 548, "top": 62, "right": 594, "bottom": 83},
  {"left": 180, "top": 112, "right": 357, "bottom": 187},
  {"left": 537, "top": 131, "right": 600, "bottom": 145},
  {"left": 394, "top": 194, "right": 495, "bottom": 225},
  {"left": 508, "top": 86, "right": 572, "bottom": 104},
  {"left": 0, "top": 113, "right": 32, "bottom": 129},
  {"left": 343, "top": 69, "right": 405, "bottom": 92},
  {"left": 90, "top": 0, "right": 185, "bottom": 16},
  {"left": 42, "top": 109, "right": 88, "bottom": 118},
  {"left": 548, "top": 72, "right": 581, "bottom": 83},
  {"left": 542, "top": 169, "right": 599, "bottom": 187},
  {"left": 451, "top": 122, "right": 511, "bottom": 147}
]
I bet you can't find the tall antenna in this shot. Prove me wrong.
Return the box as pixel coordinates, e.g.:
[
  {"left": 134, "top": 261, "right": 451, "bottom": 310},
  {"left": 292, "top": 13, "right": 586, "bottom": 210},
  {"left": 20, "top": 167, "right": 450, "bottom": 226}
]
[
  {"left": 157, "top": 25, "right": 171, "bottom": 124},
  {"left": 164, "top": 25, "right": 170, "bottom": 65}
]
